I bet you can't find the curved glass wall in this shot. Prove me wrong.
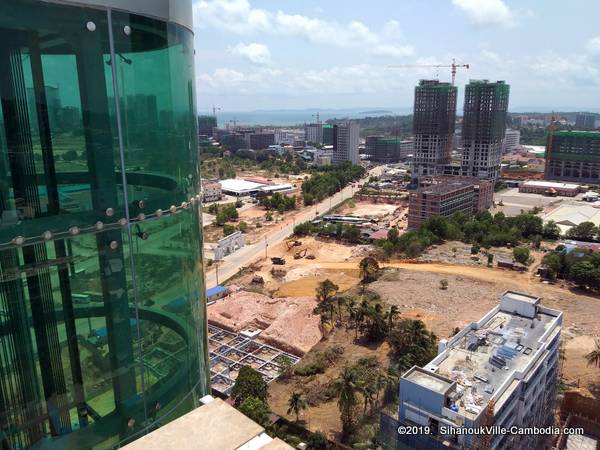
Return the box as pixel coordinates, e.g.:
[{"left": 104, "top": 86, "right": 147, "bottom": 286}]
[{"left": 0, "top": 1, "right": 209, "bottom": 448}]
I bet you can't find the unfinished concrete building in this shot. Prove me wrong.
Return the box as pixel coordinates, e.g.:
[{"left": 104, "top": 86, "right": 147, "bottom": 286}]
[
  {"left": 545, "top": 130, "right": 600, "bottom": 183},
  {"left": 461, "top": 80, "right": 510, "bottom": 181},
  {"left": 407, "top": 180, "right": 474, "bottom": 229},
  {"left": 412, "top": 80, "right": 458, "bottom": 177},
  {"left": 420, "top": 175, "right": 494, "bottom": 212}
]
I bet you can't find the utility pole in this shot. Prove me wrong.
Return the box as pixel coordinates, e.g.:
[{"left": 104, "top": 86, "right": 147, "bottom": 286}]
[
  {"left": 264, "top": 236, "right": 268, "bottom": 259},
  {"left": 215, "top": 260, "right": 220, "bottom": 285}
]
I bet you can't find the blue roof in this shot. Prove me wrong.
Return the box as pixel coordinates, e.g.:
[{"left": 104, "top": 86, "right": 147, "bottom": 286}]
[{"left": 207, "top": 285, "right": 228, "bottom": 297}]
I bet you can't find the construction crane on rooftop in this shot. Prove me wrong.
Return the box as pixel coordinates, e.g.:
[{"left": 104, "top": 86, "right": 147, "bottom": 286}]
[{"left": 388, "top": 58, "right": 470, "bottom": 85}]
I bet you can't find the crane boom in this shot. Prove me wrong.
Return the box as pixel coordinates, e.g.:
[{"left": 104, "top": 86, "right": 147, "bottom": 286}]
[{"left": 388, "top": 58, "right": 470, "bottom": 85}]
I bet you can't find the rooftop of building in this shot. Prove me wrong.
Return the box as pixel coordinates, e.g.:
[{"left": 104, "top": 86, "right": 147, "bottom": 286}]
[
  {"left": 405, "top": 292, "right": 561, "bottom": 422},
  {"left": 521, "top": 180, "right": 581, "bottom": 189},
  {"left": 123, "top": 396, "right": 293, "bottom": 450},
  {"left": 553, "top": 130, "right": 600, "bottom": 138},
  {"left": 543, "top": 203, "right": 600, "bottom": 235},
  {"left": 417, "top": 180, "right": 474, "bottom": 195},
  {"left": 467, "top": 79, "right": 507, "bottom": 85}
]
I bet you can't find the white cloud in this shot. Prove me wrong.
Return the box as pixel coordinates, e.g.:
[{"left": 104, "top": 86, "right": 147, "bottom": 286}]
[
  {"left": 196, "top": 63, "right": 412, "bottom": 96},
  {"left": 587, "top": 36, "right": 600, "bottom": 55},
  {"left": 530, "top": 53, "right": 600, "bottom": 87},
  {"left": 193, "top": 0, "right": 413, "bottom": 58},
  {"left": 229, "top": 42, "right": 271, "bottom": 65},
  {"left": 452, "top": 0, "right": 513, "bottom": 27}
]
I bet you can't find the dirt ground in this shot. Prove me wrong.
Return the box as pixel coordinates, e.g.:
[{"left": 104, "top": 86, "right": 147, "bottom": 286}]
[
  {"left": 264, "top": 254, "right": 600, "bottom": 438},
  {"left": 268, "top": 327, "right": 391, "bottom": 439},
  {"left": 421, "top": 241, "right": 515, "bottom": 266},
  {"left": 336, "top": 200, "right": 399, "bottom": 218},
  {"left": 231, "top": 236, "right": 370, "bottom": 297}
]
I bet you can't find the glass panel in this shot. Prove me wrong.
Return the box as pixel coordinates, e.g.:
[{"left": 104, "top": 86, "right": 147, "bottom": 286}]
[
  {"left": 109, "top": 10, "right": 208, "bottom": 432},
  {"left": 0, "top": 1, "right": 207, "bottom": 448}
]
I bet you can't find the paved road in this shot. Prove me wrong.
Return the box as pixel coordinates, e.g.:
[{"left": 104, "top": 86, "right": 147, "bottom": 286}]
[{"left": 204, "top": 166, "right": 383, "bottom": 288}]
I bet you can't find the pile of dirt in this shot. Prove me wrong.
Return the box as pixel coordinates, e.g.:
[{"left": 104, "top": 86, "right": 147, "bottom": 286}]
[{"left": 207, "top": 290, "right": 322, "bottom": 355}]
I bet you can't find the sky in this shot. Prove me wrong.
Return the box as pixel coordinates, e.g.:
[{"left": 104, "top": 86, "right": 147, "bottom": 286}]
[{"left": 192, "top": 0, "right": 600, "bottom": 112}]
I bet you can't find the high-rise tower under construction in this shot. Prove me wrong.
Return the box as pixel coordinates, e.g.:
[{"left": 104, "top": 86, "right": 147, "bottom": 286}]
[
  {"left": 412, "top": 80, "right": 457, "bottom": 177},
  {"left": 461, "top": 80, "right": 510, "bottom": 180}
]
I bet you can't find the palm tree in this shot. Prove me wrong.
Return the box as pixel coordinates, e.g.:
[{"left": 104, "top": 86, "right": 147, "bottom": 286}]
[
  {"left": 585, "top": 339, "right": 600, "bottom": 368},
  {"left": 337, "top": 296, "right": 346, "bottom": 323},
  {"left": 334, "top": 366, "right": 359, "bottom": 440},
  {"left": 359, "top": 257, "right": 380, "bottom": 284},
  {"left": 287, "top": 391, "right": 307, "bottom": 422},
  {"left": 388, "top": 305, "right": 400, "bottom": 331}
]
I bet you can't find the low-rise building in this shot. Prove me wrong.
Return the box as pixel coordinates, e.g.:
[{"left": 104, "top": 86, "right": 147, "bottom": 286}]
[
  {"left": 382, "top": 291, "right": 562, "bottom": 450},
  {"left": 408, "top": 181, "right": 475, "bottom": 229},
  {"left": 220, "top": 178, "right": 294, "bottom": 197},
  {"left": 519, "top": 180, "right": 581, "bottom": 197},
  {"left": 202, "top": 180, "right": 222, "bottom": 202},
  {"left": 542, "top": 203, "right": 600, "bottom": 236}
]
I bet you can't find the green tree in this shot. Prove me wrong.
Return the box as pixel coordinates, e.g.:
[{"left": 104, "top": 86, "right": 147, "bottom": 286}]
[
  {"left": 542, "top": 252, "right": 561, "bottom": 279},
  {"left": 334, "top": 366, "right": 359, "bottom": 441},
  {"left": 513, "top": 247, "right": 531, "bottom": 265},
  {"left": 359, "top": 257, "right": 380, "bottom": 283},
  {"left": 316, "top": 279, "right": 339, "bottom": 303},
  {"left": 238, "top": 221, "right": 248, "bottom": 232},
  {"left": 238, "top": 396, "right": 270, "bottom": 426},
  {"left": 566, "top": 221, "right": 598, "bottom": 241},
  {"left": 543, "top": 220, "right": 561, "bottom": 240},
  {"left": 231, "top": 366, "right": 268, "bottom": 406},
  {"left": 387, "top": 227, "right": 399, "bottom": 244},
  {"left": 388, "top": 319, "right": 438, "bottom": 366},
  {"left": 223, "top": 224, "right": 236, "bottom": 237},
  {"left": 569, "top": 261, "right": 596, "bottom": 288},
  {"left": 585, "top": 339, "right": 600, "bottom": 368},
  {"left": 387, "top": 305, "right": 400, "bottom": 331},
  {"left": 306, "top": 431, "right": 329, "bottom": 450},
  {"left": 287, "top": 391, "right": 307, "bottom": 422}
]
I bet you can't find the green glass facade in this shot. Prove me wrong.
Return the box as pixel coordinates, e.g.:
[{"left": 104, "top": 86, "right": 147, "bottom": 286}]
[{"left": 0, "top": 0, "right": 209, "bottom": 448}]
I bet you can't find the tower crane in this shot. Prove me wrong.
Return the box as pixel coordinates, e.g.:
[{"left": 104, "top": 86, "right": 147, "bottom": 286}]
[
  {"left": 388, "top": 58, "right": 470, "bottom": 85},
  {"left": 312, "top": 112, "right": 321, "bottom": 124}
]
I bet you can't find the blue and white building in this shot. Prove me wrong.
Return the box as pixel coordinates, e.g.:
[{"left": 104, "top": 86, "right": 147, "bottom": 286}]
[{"left": 384, "top": 291, "right": 562, "bottom": 450}]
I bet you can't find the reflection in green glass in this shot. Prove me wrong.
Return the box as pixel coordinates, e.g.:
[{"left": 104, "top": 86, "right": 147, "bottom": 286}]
[{"left": 0, "top": 1, "right": 207, "bottom": 448}]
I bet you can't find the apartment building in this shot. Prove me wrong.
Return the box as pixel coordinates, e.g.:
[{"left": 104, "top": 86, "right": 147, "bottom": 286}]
[
  {"left": 333, "top": 123, "right": 360, "bottom": 165},
  {"left": 383, "top": 292, "right": 562, "bottom": 450},
  {"left": 503, "top": 129, "right": 521, "bottom": 153}
]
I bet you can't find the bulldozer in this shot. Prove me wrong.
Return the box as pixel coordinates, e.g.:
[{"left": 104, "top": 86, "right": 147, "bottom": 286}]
[{"left": 271, "top": 257, "right": 286, "bottom": 265}]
